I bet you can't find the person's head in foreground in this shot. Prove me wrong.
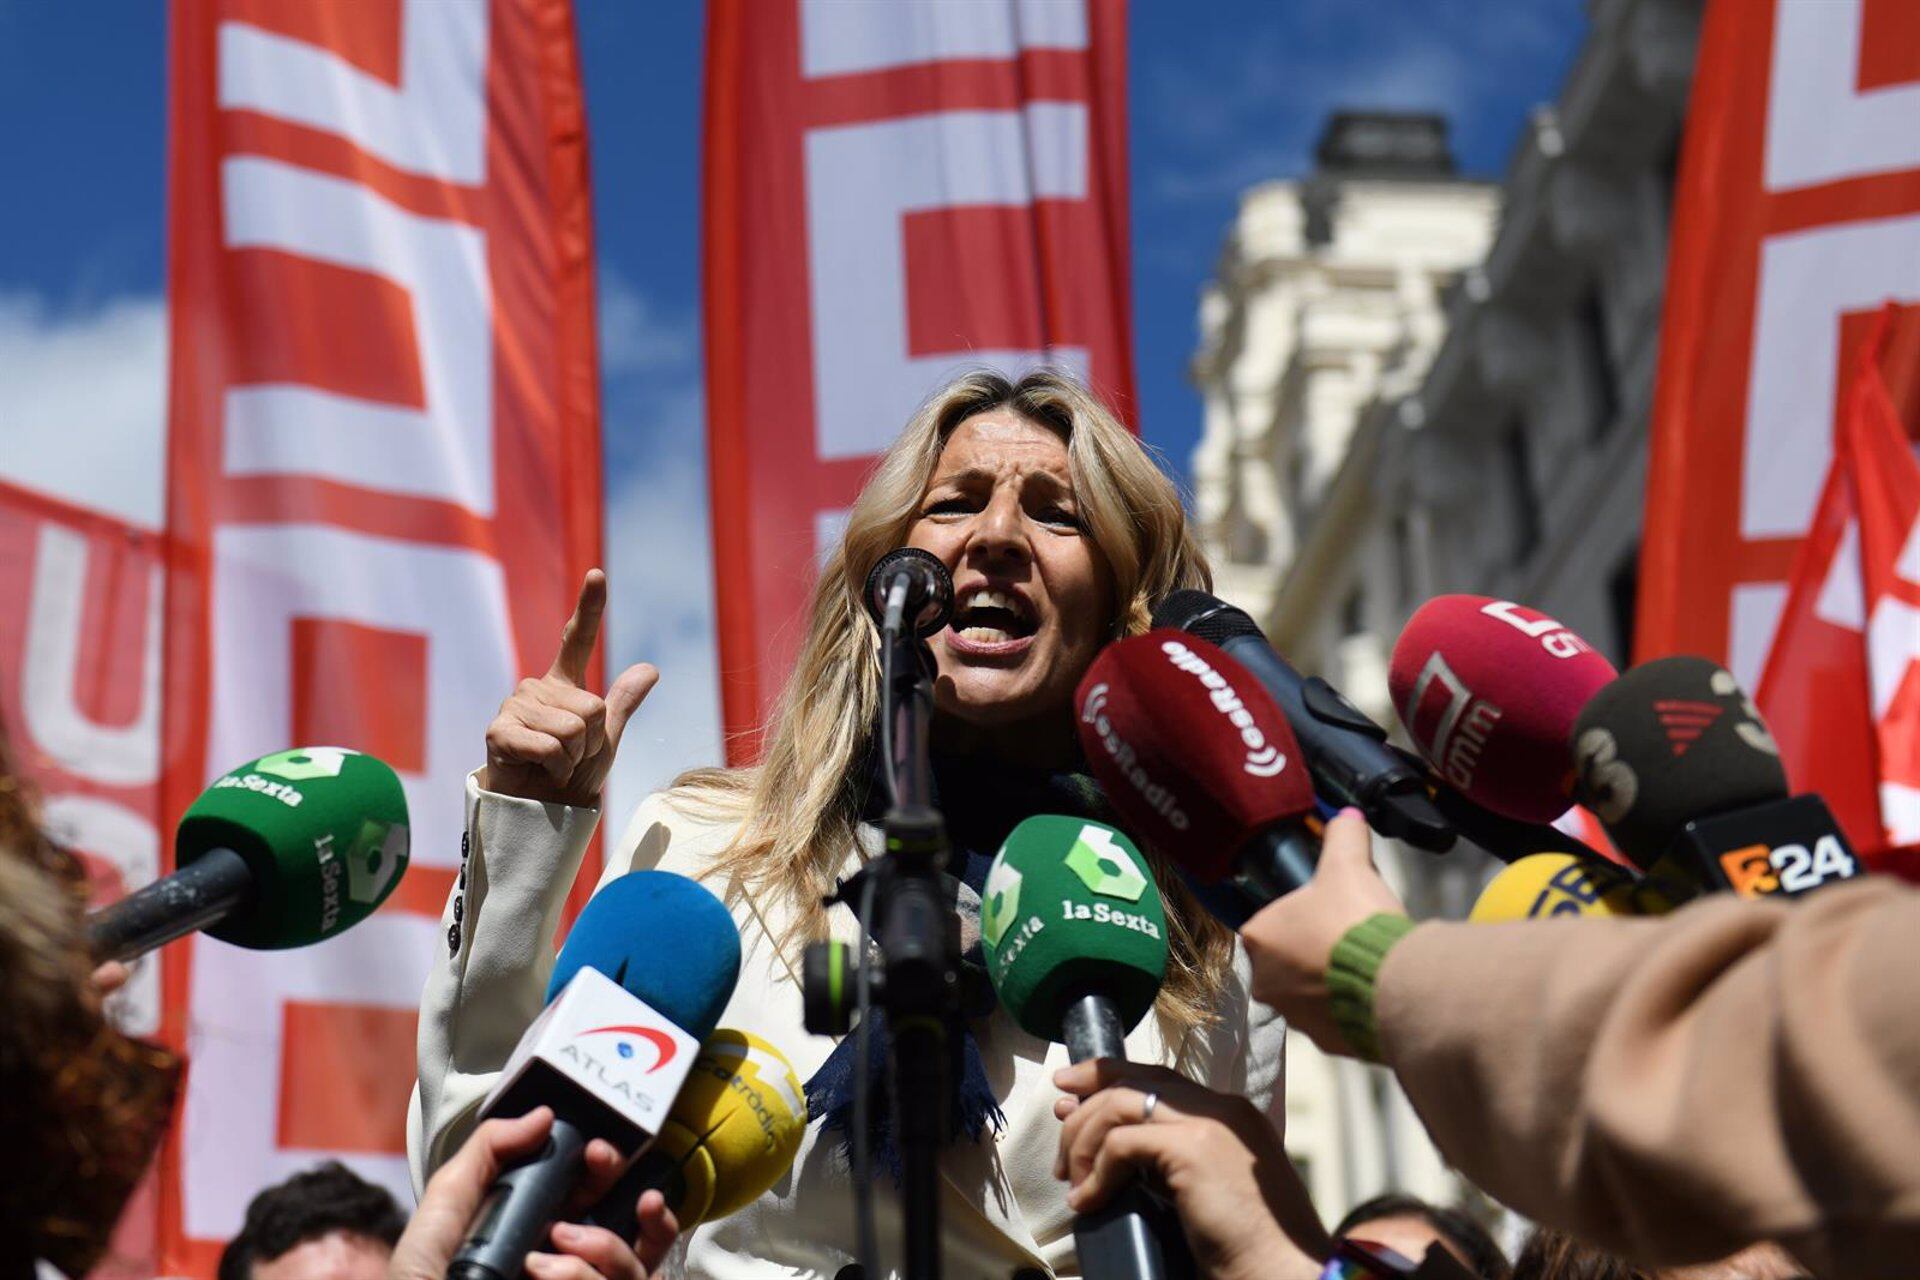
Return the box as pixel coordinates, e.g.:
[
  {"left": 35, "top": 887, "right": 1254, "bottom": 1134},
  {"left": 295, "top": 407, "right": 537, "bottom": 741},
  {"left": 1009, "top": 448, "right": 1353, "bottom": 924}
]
[
  {"left": 217, "top": 1162, "right": 406, "bottom": 1280},
  {"left": 1512, "top": 1229, "right": 1808, "bottom": 1280},
  {"left": 1334, "top": 1194, "right": 1510, "bottom": 1279},
  {"left": 688, "top": 367, "right": 1233, "bottom": 1031},
  {"left": 0, "top": 716, "right": 180, "bottom": 1278}
]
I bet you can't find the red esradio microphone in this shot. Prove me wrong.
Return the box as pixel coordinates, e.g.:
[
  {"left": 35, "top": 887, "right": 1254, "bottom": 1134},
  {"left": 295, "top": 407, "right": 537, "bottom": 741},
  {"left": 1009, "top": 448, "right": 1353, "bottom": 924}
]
[
  {"left": 1075, "top": 631, "right": 1320, "bottom": 907},
  {"left": 1390, "top": 595, "right": 1618, "bottom": 825}
]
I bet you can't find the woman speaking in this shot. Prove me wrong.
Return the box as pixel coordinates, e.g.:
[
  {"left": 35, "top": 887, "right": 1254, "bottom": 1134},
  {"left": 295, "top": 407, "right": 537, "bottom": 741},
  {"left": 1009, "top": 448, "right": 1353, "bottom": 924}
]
[{"left": 409, "top": 370, "right": 1286, "bottom": 1278}]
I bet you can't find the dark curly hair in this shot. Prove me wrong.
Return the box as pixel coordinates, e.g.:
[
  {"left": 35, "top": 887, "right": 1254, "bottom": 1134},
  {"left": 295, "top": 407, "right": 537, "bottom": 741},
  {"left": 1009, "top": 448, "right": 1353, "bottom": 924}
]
[
  {"left": 217, "top": 1162, "right": 407, "bottom": 1280},
  {"left": 0, "top": 718, "right": 180, "bottom": 1278},
  {"left": 1335, "top": 1193, "right": 1512, "bottom": 1280}
]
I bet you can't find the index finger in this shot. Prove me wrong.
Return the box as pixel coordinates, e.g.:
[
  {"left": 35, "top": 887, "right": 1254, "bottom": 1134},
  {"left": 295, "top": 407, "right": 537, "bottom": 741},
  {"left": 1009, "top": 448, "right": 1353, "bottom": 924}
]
[
  {"left": 1053, "top": 1057, "right": 1182, "bottom": 1098},
  {"left": 548, "top": 569, "right": 608, "bottom": 686}
]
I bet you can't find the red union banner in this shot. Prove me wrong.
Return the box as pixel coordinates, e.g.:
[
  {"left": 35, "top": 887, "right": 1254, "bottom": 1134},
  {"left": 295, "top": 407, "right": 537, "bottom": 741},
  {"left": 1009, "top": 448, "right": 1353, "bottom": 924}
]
[
  {"left": 1756, "top": 306, "right": 1920, "bottom": 871},
  {"left": 163, "top": 0, "right": 600, "bottom": 1271},
  {"left": 703, "top": 0, "right": 1135, "bottom": 753},
  {"left": 1640, "top": 2, "right": 1920, "bottom": 794}
]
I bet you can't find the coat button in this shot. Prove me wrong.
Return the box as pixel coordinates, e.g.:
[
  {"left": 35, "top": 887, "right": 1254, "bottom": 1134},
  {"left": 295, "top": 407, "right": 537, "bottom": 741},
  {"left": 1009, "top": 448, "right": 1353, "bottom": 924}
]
[{"left": 833, "top": 1267, "right": 864, "bottom": 1280}]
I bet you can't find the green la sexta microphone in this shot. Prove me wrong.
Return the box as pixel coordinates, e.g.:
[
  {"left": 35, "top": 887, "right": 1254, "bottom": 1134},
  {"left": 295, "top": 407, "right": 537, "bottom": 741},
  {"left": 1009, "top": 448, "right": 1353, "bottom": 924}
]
[
  {"left": 983, "top": 814, "right": 1169, "bottom": 1052},
  {"left": 983, "top": 814, "right": 1177, "bottom": 1279},
  {"left": 88, "top": 746, "right": 410, "bottom": 962}
]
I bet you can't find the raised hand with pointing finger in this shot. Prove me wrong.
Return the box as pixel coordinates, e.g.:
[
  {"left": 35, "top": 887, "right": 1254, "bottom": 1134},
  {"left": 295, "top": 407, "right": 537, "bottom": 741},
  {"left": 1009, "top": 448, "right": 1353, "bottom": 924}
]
[{"left": 480, "top": 569, "right": 659, "bottom": 808}]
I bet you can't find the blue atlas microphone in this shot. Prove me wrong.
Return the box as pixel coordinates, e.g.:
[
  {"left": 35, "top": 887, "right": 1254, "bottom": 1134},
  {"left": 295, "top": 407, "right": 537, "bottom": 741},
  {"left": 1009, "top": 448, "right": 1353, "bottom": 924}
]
[{"left": 448, "top": 871, "right": 741, "bottom": 1280}]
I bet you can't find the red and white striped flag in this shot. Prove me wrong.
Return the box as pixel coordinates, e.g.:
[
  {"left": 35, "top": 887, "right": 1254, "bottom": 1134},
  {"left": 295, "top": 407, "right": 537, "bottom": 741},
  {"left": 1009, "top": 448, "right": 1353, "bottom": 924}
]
[
  {"left": 1639, "top": 0, "right": 1920, "bottom": 865},
  {"left": 159, "top": 1, "right": 602, "bottom": 1270},
  {"left": 1758, "top": 305, "right": 1920, "bottom": 875},
  {"left": 703, "top": 0, "right": 1136, "bottom": 755}
]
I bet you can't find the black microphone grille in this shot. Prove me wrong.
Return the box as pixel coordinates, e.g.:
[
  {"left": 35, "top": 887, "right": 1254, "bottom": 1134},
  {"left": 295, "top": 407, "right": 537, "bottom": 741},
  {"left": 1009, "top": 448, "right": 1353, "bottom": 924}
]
[
  {"left": 1571, "top": 655, "right": 1789, "bottom": 867},
  {"left": 865, "top": 548, "right": 954, "bottom": 638},
  {"left": 1152, "top": 589, "right": 1261, "bottom": 644}
]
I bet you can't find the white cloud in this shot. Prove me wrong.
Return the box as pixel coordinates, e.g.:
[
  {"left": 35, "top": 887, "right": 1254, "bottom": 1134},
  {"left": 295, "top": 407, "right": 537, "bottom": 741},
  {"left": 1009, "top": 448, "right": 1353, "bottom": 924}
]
[
  {"left": 0, "top": 291, "right": 167, "bottom": 528},
  {"left": 596, "top": 272, "right": 726, "bottom": 825},
  {"left": 598, "top": 268, "right": 699, "bottom": 378}
]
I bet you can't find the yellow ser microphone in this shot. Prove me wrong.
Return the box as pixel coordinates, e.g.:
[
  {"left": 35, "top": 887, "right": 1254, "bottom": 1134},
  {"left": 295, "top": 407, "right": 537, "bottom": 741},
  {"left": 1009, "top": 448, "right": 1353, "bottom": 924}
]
[
  {"left": 1469, "top": 853, "right": 1683, "bottom": 922},
  {"left": 591, "top": 1029, "right": 808, "bottom": 1233}
]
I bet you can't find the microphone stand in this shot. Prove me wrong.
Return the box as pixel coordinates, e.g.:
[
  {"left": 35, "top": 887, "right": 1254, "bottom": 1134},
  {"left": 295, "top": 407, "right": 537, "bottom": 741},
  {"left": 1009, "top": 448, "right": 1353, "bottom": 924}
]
[
  {"left": 871, "top": 621, "right": 959, "bottom": 1280},
  {"left": 803, "top": 580, "right": 959, "bottom": 1280}
]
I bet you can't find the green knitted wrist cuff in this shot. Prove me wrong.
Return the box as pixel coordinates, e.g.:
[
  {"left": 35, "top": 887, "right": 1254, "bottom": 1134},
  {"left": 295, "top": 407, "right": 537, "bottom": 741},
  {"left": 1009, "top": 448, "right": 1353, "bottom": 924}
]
[{"left": 1327, "top": 914, "right": 1418, "bottom": 1063}]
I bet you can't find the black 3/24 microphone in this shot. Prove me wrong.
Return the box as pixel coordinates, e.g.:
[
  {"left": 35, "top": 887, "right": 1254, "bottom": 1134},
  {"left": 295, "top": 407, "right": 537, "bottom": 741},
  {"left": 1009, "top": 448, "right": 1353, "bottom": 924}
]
[
  {"left": 1152, "top": 590, "right": 1454, "bottom": 852},
  {"left": 864, "top": 547, "right": 954, "bottom": 638},
  {"left": 1571, "top": 655, "right": 1864, "bottom": 898}
]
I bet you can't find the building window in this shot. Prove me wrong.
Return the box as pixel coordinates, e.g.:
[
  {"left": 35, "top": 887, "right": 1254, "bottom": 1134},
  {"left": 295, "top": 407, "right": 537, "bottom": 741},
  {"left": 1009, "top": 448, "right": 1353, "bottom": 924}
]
[
  {"left": 1501, "top": 413, "right": 1541, "bottom": 566},
  {"left": 1579, "top": 282, "right": 1620, "bottom": 439}
]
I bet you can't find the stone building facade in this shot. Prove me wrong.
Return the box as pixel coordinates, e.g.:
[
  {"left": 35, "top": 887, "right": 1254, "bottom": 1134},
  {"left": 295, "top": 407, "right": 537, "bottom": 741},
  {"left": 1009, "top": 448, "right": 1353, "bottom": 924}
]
[{"left": 1188, "top": 0, "right": 1704, "bottom": 1224}]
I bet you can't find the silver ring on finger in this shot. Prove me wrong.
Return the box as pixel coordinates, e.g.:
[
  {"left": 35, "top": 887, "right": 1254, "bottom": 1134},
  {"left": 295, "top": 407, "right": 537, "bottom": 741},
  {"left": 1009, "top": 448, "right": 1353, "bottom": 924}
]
[{"left": 1140, "top": 1091, "right": 1159, "bottom": 1123}]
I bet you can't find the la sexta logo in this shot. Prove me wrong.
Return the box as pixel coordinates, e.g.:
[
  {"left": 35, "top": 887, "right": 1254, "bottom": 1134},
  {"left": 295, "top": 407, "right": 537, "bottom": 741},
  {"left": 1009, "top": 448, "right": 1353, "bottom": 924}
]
[{"left": 578, "top": 1024, "right": 678, "bottom": 1073}]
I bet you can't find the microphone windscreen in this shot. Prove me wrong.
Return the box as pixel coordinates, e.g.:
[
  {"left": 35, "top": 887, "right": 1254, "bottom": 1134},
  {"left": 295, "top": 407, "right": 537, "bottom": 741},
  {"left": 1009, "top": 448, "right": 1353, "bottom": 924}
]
[
  {"left": 1571, "top": 656, "right": 1789, "bottom": 869},
  {"left": 1075, "top": 631, "right": 1314, "bottom": 883},
  {"left": 1468, "top": 853, "right": 1676, "bottom": 921},
  {"left": 1150, "top": 588, "right": 1258, "bottom": 642},
  {"left": 175, "top": 747, "right": 410, "bottom": 949},
  {"left": 548, "top": 871, "right": 741, "bottom": 1040},
  {"left": 649, "top": 1030, "right": 806, "bottom": 1226},
  {"left": 1390, "top": 596, "right": 1617, "bottom": 823},
  {"left": 982, "top": 816, "right": 1167, "bottom": 1042}
]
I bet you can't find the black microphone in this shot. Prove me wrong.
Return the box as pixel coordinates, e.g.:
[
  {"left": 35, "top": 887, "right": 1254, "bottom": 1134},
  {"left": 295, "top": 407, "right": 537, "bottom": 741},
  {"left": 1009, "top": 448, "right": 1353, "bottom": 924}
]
[
  {"left": 864, "top": 547, "right": 954, "bottom": 638},
  {"left": 1151, "top": 590, "right": 1454, "bottom": 852},
  {"left": 1570, "top": 655, "right": 1865, "bottom": 897}
]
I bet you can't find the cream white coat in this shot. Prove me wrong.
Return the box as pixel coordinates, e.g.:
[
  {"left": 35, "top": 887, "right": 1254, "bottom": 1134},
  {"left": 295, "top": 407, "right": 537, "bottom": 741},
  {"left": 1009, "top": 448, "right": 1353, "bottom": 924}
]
[{"left": 409, "top": 775, "right": 1286, "bottom": 1278}]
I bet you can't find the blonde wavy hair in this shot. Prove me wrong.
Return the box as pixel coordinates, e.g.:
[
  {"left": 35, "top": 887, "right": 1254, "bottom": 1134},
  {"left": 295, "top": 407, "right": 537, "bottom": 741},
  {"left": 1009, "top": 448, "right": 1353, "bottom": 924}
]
[{"left": 672, "top": 370, "right": 1234, "bottom": 1046}]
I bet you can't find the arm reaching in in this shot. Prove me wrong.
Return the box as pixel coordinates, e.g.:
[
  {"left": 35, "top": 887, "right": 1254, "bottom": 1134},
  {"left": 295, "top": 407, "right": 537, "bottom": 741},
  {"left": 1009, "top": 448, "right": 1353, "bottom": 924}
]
[{"left": 1239, "top": 805, "right": 1920, "bottom": 1277}]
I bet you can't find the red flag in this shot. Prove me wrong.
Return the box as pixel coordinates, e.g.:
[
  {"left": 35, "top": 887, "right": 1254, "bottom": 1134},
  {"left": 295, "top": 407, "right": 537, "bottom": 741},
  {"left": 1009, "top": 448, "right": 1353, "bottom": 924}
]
[
  {"left": 1758, "top": 306, "right": 1920, "bottom": 877},
  {"left": 703, "top": 0, "right": 1135, "bottom": 757},
  {"left": 162, "top": 2, "right": 601, "bottom": 1271},
  {"left": 1639, "top": 0, "right": 1920, "bottom": 690}
]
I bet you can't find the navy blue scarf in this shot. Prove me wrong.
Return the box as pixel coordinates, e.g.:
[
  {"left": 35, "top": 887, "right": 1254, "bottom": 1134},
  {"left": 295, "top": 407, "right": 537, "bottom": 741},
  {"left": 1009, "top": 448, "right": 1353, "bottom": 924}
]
[{"left": 802, "top": 750, "right": 1111, "bottom": 1182}]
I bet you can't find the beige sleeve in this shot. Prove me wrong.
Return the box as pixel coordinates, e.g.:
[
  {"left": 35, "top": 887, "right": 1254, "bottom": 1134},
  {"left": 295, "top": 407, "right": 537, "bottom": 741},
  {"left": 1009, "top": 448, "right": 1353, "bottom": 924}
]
[
  {"left": 1373, "top": 876, "right": 1920, "bottom": 1277},
  {"left": 406, "top": 772, "right": 602, "bottom": 1194}
]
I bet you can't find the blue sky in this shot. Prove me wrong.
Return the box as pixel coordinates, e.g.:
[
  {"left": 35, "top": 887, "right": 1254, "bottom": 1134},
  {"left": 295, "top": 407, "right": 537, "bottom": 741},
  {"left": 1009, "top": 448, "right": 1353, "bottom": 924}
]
[{"left": 0, "top": 0, "right": 1584, "bottom": 813}]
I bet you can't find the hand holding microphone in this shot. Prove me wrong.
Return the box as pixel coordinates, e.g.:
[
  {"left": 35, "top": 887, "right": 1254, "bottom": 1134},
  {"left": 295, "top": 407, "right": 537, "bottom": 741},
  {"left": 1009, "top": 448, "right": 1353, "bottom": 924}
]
[
  {"left": 391, "top": 1108, "right": 677, "bottom": 1280},
  {"left": 447, "top": 870, "right": 741, "bottom": 1280},
  {"left": 1051, "top": 1061, "right": 1328, "bottom": 1280},
  {"left": 982, "top": 815, "right": 1182, "bottom": 1280},
  {"left": 483, "top": 569, "right": 660, "bottom": 807},
  {"left": 1239, "top": 809, "right": 1407, "bottom": 1057}
]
